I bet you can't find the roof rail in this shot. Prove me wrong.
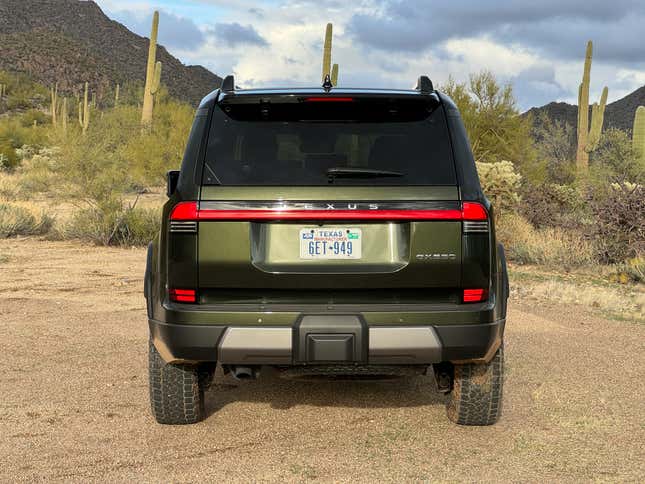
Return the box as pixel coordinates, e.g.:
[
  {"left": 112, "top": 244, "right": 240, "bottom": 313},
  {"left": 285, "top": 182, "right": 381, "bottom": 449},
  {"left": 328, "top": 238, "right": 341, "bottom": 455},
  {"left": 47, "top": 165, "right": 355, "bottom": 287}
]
[
  {"left": 415, "top": 75, "right": 434, "bottom": 93},
  {"left": 221, "top": 75, "right": 235, "bottom": 92}
]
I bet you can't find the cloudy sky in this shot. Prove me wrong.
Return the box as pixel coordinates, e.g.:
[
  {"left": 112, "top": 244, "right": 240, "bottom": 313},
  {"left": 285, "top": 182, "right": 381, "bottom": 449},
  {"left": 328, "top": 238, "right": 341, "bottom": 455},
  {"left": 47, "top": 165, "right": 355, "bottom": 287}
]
[{"left": 95, "top": 0, "right": 645, "bottom": 110}]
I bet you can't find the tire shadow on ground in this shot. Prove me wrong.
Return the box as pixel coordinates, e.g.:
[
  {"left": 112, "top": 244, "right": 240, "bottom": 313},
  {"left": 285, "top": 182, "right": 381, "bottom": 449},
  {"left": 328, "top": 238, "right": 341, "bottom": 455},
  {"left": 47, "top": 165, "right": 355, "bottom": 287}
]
[{"left": 204, "top": 366, "right": 445, "bottom": 418}]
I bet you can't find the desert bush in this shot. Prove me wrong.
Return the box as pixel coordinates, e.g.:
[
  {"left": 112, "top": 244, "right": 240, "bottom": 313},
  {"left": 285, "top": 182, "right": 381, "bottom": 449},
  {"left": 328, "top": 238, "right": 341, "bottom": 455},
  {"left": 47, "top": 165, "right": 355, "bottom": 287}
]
[
  {"left": 590, "top": 128, "right": 644, "bottom": 184},
  {"left": 63, "top": 205, "right": 160, "bottom": 246},
  {"left": 0, "top": 118, "right": 49, "bottom": 171},
  {"left": 519, "top": 182, "right": 587, "bottom": 230},
  {"left": 608, "top": 257, "right": 644, "bottom": 284},
  {"left": 476, "top": 160, "right": 522, "bottom": 214},
  {"left": 0, "top": 172, "right": 19, "bottom": 200},
  {"left": 16, "top": 149, "right": 57, "bottom": 195},
  {"left": 0, "top": 203, "right": 54, "bottom": 237},
  {"left": 531, "top": 112, "right": 576, "bottom": 184},
  {"left": 441, "top": 72, "right": 537, "bottom": 168},
  {"left": 497, "top": 212, "right": 596, "bottom": 267},
  {"left": 20, "top": 109, "right": 50, "bottom": 128},
  {"left": 0, "top": 71, "right": 49, "bottom": 112},
  {"left": 588, "top": 183, "right": 644, "bottom": 263}
]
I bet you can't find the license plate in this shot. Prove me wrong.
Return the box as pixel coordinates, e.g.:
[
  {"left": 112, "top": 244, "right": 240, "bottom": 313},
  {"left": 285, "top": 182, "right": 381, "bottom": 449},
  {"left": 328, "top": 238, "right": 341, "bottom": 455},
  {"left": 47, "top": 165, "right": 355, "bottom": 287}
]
[{"left": 299, "top": 228, "right": 362, "bottom": 259}]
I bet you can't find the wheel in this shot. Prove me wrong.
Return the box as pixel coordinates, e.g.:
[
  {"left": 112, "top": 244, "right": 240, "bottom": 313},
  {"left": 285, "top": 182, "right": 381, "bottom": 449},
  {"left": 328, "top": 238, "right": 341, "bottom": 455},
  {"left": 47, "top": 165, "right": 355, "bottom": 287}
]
[
  {"left": 148, "top": 338, "right": 205, "bottom": 425},
  {"left": 446, "top": 343, "right": 504, "bottom": 426}
]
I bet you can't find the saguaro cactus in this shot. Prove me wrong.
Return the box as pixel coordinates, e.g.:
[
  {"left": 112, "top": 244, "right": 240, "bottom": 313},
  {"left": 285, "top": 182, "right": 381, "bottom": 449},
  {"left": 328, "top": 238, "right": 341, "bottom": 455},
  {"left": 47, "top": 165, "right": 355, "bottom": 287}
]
[
  {"left": 576, "top": 41, "right": 608, "bottom": 171},
  {"left": 61, "top": 97, "right": 68, "bottom": 134},
  {"left": 79, "top": 82, "right": 90, "bottom": 135},
  {"left": 322, "top": 23, "right": 332, "bottom": 82},
  {"left": 633, "top": 106, "right": 645, "bottom": 164},
  {"left": 141, "top": 11, "right": 162, "bottom": 126},
  {"left": 331, "top": 64, "right": 339, "bottom": 86},
  {"left": 51, "top": 83, "right": 58, "bottom": 126},
  {"left": 115, "top": 83, "right": 120, "bottom": 106},
  {"left": 586, "top": 86, "right": 608, "bottom": 153}
]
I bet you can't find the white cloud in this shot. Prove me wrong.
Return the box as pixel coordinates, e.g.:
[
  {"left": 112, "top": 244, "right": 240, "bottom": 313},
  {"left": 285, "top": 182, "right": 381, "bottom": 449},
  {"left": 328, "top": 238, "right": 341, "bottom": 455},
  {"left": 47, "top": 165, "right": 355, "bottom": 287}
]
[{"left": 94, "top": 0, "right": 645, "bottom": 110}]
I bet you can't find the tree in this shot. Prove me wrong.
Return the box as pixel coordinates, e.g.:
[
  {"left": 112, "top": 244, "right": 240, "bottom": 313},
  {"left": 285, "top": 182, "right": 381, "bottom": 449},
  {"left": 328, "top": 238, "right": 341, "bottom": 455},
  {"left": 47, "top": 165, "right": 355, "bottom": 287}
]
[{"left": 441, "top": 71, "right": 536, "bottom": 168}]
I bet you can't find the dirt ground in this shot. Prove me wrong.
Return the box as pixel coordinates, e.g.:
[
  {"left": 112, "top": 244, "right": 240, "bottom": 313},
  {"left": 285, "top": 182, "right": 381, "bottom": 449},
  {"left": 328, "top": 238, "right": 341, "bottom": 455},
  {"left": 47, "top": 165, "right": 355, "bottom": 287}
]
[{"left": 1, "top": 238, "right": 643, "bottom": 482}]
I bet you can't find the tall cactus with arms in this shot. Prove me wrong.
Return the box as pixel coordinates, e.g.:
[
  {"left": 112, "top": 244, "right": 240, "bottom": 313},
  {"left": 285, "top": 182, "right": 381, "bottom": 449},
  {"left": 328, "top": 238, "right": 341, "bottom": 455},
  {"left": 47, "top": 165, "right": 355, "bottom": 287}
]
[
  {"left": 576, "top": 41, "right": 608, "bottom": 171},
  {"left": 321, "top": 23, "right": 340, "bottom": 86},
  {"left": 141, "top": 11, "right": 162, "bottom": 126}
]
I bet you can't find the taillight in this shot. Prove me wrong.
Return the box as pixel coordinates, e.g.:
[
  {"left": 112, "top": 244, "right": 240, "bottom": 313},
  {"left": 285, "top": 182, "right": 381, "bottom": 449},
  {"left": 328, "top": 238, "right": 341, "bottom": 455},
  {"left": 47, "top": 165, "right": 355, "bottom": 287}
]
[
  {"left": 169, "top": 288, "right": 196, "bottom": 303},
  {"left": 169, "top": 202, "right": 198, "bottom": 221},
  {"left": 169, "top": 201, "right": 489, "bottom": 222},
  {"left": 463, "top": 288, "right": 488, "bottom": 303},
  {"left": 461, "top": 202, "right": 488, "bottom": 221}
]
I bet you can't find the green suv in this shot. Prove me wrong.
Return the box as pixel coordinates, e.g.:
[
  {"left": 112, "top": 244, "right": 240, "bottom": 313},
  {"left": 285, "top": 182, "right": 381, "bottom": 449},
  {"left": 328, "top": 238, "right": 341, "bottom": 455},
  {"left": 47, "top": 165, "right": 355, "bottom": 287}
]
[{"left": 145, "top": 75, "right": 508, "bottom": 426}]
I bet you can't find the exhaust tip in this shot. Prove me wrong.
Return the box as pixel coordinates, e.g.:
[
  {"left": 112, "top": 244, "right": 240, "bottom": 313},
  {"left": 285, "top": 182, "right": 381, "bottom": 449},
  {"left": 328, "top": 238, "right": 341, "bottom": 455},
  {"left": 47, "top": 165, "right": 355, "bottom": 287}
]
[{"left": 231, "top": 366, "right": 259, "bottom": 380}]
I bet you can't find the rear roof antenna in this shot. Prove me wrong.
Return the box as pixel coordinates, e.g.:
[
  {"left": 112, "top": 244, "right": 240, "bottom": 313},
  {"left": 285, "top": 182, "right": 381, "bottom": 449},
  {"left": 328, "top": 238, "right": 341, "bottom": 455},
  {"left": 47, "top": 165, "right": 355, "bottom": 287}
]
[
  {"left": 322, "top": 74, "right": 333, "bottom": 91},
  {"left": 221, "top": 75, "right": 235, "bottom": 92},
  {"left": 415, "top": 75, "right": 434, "bottom": 93}
]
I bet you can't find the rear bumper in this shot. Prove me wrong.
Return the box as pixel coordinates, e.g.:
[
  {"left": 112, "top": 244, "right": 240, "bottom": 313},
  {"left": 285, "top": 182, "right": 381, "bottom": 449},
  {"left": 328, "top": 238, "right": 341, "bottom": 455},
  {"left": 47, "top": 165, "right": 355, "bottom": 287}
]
[{"left": 149, "top": 317, "right": 504, "bottom": 366}]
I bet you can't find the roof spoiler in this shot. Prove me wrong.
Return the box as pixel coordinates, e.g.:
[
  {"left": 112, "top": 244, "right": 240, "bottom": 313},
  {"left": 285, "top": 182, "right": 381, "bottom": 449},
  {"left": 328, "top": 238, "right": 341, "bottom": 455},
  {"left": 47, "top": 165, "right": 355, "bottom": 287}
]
[
  {"left": 220, "top": 73, "right": 435, "bottom": 93},
  {"left": 415, "top": 76, "right": 434, "bottom": 93}
]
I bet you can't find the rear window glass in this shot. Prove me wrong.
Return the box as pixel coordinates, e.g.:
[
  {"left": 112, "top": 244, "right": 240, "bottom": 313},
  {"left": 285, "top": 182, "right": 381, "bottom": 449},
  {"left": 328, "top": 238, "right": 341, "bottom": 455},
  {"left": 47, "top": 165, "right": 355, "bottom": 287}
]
[{"left": 202, "top": 97, "right": 456, "bottom": 186}]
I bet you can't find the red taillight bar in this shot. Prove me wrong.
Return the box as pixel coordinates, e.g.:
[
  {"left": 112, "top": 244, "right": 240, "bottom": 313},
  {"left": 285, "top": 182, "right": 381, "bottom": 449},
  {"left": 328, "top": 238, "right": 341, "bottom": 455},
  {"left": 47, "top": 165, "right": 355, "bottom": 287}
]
[
  {"left": 170, "top": 201, "right": 488, "bottom": 221},
  {"left": 463, "top": 288, "right": 488, "bottom": 303},
  {"left": 461, "top": 202, "right": 488, "bottom": 221},
  {"left": 169, "top": 288, "right": 196, "bottom": 303}
]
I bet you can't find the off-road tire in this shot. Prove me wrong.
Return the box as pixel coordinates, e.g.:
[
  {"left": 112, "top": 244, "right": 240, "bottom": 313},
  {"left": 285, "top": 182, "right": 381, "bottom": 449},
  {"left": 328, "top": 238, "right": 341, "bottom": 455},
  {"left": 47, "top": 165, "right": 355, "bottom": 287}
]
[
  {"left": 148, "top": 338, "right": 205, "bottom": 425},
  {"left": 446, "top": 343, "right": 504, "bottom": 426}
]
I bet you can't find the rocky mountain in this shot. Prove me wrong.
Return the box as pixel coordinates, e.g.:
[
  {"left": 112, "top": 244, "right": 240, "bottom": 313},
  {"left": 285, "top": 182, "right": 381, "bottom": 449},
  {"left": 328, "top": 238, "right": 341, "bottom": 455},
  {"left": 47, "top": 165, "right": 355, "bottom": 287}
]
[
  {"left": 524, "top": 85, "right": 645, "bottom": 132},
  {"left": 0, "top": 0, "right": 222, "bottom": 106}
]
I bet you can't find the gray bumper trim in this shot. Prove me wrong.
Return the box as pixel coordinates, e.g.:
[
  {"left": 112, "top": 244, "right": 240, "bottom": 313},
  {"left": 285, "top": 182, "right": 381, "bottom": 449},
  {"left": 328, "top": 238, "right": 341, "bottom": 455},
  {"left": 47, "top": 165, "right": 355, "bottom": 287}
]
[
  {"left": 369, "top": 327, "right": 441, "bottom": 364},
  {"left": 218, "top": 327, "right": 292, "bottom": 364},
  {"left": 149, "top": 319, "right": 504, "bottom": 365}
]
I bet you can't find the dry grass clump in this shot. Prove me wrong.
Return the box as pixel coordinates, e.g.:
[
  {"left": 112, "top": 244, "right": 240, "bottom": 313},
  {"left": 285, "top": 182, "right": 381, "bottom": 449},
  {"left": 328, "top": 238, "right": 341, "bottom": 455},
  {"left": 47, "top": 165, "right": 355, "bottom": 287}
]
[
  {"left": 608, "top": 257, "right": 645, "bottom": 284},
  {"left": 61, "top": 206, "right": 160, "bottom": 246},
  {"left": 0, "top": 202, "right": 53, "bottom": 238},
  {"left": 498, "top": 213, "right": 596, "bottom": 268},
  {"left": 510, "top": 266, "right": 644, "bottom": 323}
]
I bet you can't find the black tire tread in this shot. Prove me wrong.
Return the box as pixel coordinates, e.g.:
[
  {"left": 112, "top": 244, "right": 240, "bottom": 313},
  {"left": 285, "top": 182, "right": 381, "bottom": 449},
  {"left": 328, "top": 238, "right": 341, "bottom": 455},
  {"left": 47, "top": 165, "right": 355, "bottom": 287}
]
[
  {"left": 446, "top": 343, "right": 504, "bottom": 426},
  {"left": 148, "top": 338, "right": 205, "bottom": 425}
]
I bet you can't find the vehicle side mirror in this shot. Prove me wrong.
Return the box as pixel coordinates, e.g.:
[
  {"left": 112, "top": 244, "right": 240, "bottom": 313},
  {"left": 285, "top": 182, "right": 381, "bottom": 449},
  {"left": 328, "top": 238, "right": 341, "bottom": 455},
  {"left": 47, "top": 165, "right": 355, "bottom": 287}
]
[{"left": 167, "top": 170, "right": 180, "bottom": 197}]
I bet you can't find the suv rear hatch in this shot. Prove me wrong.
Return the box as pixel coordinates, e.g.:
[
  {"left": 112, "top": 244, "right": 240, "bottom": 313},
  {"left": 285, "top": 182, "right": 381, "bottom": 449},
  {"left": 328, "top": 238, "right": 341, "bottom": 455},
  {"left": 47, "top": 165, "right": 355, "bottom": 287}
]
[{"left": 171, "top": 93, "right": 489, "bottom": 305}]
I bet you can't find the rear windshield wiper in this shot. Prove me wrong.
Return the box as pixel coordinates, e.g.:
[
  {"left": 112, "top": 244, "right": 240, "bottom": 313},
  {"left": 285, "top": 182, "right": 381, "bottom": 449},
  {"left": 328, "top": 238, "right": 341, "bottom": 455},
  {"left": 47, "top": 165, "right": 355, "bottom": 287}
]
[{"left": 326, "top": 167, "right": 404, "bottom": 183}]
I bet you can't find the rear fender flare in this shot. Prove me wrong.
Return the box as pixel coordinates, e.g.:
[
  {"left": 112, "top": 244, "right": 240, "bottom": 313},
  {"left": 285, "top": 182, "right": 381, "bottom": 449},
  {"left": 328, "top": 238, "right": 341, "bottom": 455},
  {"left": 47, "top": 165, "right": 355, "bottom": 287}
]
[
  {"left": 496, "top": 243, "right": 509, "bottom": 317},
  {"left": 144, "top": 242, "right": 154, "bottom": 319}
]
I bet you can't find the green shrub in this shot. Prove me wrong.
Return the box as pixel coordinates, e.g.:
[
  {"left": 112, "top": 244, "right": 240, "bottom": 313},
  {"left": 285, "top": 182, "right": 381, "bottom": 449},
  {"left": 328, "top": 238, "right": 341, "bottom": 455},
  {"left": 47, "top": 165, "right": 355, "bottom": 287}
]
[
  {"left": 19, "top": 147, "right": 58, "bottom": 191},
  {"left": 0, "top": 71, "right": 49, "bottom": 112},
  {"left": 0, "top": 203, "right": 54, "bottom": 237},
  {"left": 590, "top": 128, "right": 644, "bottom": 185},
  {"left": 441, "top": 72, "right": 537, "bottom": 168},
  {"left": 530, "top": 112, "right": 576, "bottom": 184},
  {"left": 476, "top": 160, "right": 521, "bottom": 214},
  {"left": 0, "top": 117, "right": 49, "bottom": 171},
  {"left": 20, "top": 109, "right": 49, "bottom": 128},
  {"left": 63, "top": 206, "right": 160, "bottom": 246},
  {"left": 497, "top": 212, "right": 596, "bottom": 268}
]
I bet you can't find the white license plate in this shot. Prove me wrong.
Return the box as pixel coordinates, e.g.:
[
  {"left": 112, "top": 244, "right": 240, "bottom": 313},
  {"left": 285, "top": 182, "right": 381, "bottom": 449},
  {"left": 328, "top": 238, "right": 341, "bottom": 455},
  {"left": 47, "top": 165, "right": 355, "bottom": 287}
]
[{"left": 299, "top": 228, "right": 362, "bottom": 259}]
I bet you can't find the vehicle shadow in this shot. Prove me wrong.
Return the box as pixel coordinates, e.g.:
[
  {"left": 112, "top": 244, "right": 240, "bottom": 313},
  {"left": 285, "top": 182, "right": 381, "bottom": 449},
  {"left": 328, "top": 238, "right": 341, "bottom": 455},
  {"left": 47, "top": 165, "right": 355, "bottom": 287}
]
[{"left": 203, "top": 366, "right": 445, "bottom": 418}]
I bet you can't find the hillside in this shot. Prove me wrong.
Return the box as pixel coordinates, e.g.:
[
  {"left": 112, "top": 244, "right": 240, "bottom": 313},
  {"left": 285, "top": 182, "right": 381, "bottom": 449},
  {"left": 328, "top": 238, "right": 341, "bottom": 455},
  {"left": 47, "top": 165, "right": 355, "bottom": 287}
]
[
  {"left": 0, "top": 0, "right": 222, "bottom": 106},
  {"left": 525, "top": 85, "right": 645, "bottom": 132}
]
